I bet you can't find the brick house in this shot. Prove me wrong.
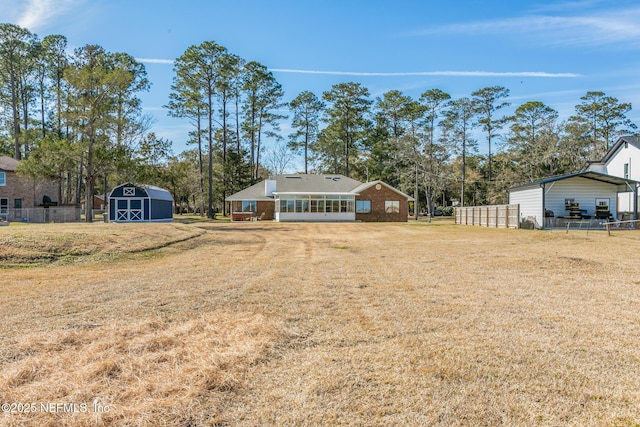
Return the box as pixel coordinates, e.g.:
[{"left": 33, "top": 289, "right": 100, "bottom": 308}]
[
  {"left": 0, "top": 156, "right": 59, "bottom": 214},
  {"left": 226, "top": 174, "right": 413, "bottom": 222}
]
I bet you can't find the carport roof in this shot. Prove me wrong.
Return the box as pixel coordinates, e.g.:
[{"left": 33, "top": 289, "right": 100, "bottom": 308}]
[{"left": 511, "top": 171, "right": 639, "bottom": 190}]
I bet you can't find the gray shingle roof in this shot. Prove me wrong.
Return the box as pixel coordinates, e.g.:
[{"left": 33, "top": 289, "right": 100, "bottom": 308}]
[
  {"left": 226, "top": 174, "right": 416, "bottom": 201},
  {"left": 226, "top": 174, "right": 364, "bottom": 201},
  {"left": 273, "top": 174, "right": 363, "bottom": 193}
]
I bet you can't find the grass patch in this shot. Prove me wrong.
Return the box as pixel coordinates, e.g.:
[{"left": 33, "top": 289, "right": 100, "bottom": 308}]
[
  {"left": 173, "top": 214, "right": 231, "bottom": 224},
  {"left": 0, "top": 312, "right": 284, "bottom": 426},
  {"left": 0, "top": 223, "right": 204, "bottom": 268},
  {"left": 2, "top": 222, "right": 640, "bottom": 425}
]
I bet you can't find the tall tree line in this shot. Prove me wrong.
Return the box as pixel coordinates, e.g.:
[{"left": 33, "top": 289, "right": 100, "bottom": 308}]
[
  {"left": 0, "top": 24, "right": 160, "bottom": 222},
  {"left": 167, "top": 42, "right": 286, "bottom": 217},
  {"left": 3, "top": 23, "right": 638, "bottom": 216},
  {"left": 291, "top": 84, "right": 636, "bottom": 210}
]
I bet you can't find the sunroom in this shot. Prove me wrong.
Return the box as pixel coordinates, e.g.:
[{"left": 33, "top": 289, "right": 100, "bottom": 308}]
[{"left": 274, "top": 192, "right": 356, "bottom": 222}]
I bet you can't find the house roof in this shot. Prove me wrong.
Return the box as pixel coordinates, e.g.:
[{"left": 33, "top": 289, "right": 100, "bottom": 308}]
[
  {"left": 583, "top": 136, "right": 640, "bottom": 171},
  {"left": 0, "top": 156, "right": 19, "bottom": 172},
  {"left": 601, "top": 136, "right": 640, "bottom": 164},
  {"left": 274, "top": 174, "right": 363, "bottom": 193},
  {"left": 511, "top": 171, "right": 639, "bottom": 190},
  {"left": 226, "top": 174, "right": 363, "bottom": 201},
  {"left": 350, "top": 180, "right": 415, "bottom": 201},
  {"left": 226, "top": 174, "right": 414, "bottom": 201},
  {"left": 226, "top": 181, "right": 276, "bottom": 201}
]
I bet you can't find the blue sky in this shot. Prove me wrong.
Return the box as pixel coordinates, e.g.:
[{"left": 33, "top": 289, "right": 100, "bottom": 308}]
[{"left": 4, "top": 0, "right": 640, "bottom": 166}]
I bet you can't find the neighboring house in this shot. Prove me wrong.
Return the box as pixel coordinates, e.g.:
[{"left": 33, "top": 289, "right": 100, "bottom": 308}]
[
  {"left": 584, "top": 136, "right": 640, "bottom": 214},
  {"left": 226, "top": 174, "right": 414, "bottom": 222},
  {"left": 108, "top": 183, "right": 174, "bottom": 222},
  {"left": 509, "top": 171, "right": 638, "bottom": 228},
  {"left": 0, "top": 155, "right": 59, "bottom": 219},
  {"left": 80, "top": 194, "right": 106, "bottom": 211}
]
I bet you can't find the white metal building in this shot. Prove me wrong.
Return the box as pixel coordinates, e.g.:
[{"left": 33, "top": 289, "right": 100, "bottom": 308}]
[{"left": 509, "top": 171, "right": 638, "bottom": 229}]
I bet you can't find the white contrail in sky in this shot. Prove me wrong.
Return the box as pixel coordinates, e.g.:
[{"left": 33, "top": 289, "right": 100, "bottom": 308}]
[
  {"left": 136, "top": 58, "right": 175, "bottom": 65},
  {"left": 135, "top": 60, "right": 581, "bottom": 78},
  {"left": 269, "top": 69, "right": 581, "bottom": 78}
]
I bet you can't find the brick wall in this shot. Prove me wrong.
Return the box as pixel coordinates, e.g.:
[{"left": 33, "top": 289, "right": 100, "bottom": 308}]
[
  {"left": 355, "top": 184, "right": 410, "bottom": 222},
  {"left": 230, "top": 200, "right": 274, "bottom": 220},
  {"left": 0, "top": 171, "right": 59, "bottom": 209}
]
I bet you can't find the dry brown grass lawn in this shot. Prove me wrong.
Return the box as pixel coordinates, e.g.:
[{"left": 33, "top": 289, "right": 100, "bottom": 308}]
[
  {"left": 1, "top": 220, "right": 640, "bottom": 426},
  {"left": 0, "top": 222, "right": 204, "bottom": 267}
]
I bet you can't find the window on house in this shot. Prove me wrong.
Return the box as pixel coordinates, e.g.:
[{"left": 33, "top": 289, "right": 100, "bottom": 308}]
[
  {"left": 325, "top": 200, "right": 333, "bottom": 213},
  {"left": 14, "top": 199, "right": 22, "bottom": 209},
  {"left": 241, "top": 200, "right": 256, "bottom": 212},
  {"left": 295, "top": 199, "right": 309, "bottom": 213},
  {"left": 356, "top": 200, "right": 371, "bottom": 213},
  {"left": 279, "top": 199, "right": 295, "bottom": 213},
  {"left": 385, "top": 200, "right": 400, "bottom": 214},
  {"left": 0, "top": 172, "right": 5, "bottom": 186},
  {"left": 624, "top": 163, "right": 629, "bottom": 179},
  {"left": 0, "top": 198, "right": 7, "bottom": 214}
]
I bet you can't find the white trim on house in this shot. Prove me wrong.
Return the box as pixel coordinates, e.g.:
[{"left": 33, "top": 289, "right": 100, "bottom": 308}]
[{"left": 274, "top": 192, "right": 357, "bottom": 195}]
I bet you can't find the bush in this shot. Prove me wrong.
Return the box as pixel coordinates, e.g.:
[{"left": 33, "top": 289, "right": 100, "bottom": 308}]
[{"left": 437, "top": 206, "right": 454, "bottom": 216}]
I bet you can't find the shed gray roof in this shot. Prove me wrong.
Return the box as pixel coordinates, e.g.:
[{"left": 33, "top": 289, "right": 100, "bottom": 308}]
[
  {"left": 109, "top": 182, "right": 173, "bottom": 201},
  {"left": 144, "top": 185, "right": 174, "bottom": 201},
  {"left": 0, "top": 156, "right": 19, "bottom": 171}
]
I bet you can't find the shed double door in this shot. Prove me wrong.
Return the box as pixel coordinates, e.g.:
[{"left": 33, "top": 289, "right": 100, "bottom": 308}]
[{"left": 116, "top": 199, "right": 144, "bottom": 221}]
